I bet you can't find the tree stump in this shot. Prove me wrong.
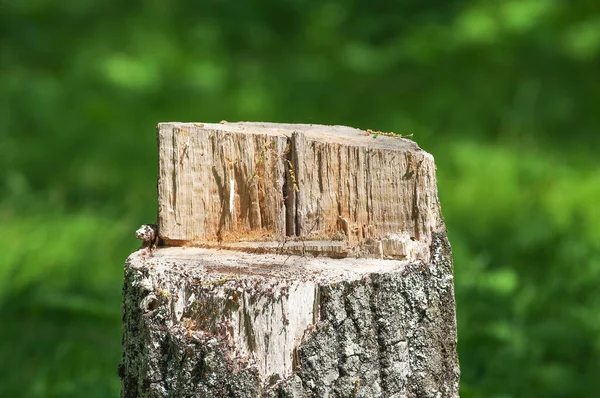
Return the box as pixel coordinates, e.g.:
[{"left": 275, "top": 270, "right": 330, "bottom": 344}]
[{"left": 120, "top": 122, "right": 460, "bottom": 397}]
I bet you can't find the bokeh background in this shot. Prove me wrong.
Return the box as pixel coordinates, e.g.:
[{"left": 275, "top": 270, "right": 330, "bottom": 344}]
[{"left": 2, "top": 0, "right": 599, "bottom": 397}]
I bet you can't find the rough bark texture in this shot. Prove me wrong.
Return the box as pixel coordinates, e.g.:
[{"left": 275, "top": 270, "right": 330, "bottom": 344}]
[
  {"left": 121, "top": 122, "right": 460, "bottom": 397},
  {"left": 120, "top": 228, "right": 459, "bottom": 398}
]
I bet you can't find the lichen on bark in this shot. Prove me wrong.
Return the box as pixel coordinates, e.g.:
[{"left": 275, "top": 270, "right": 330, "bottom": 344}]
[
  {"left": 122, "top": 122, "right": 459, "bottom": 397},
  {"left": 120, "top": 229, "right": 459, "bottom": 398}
]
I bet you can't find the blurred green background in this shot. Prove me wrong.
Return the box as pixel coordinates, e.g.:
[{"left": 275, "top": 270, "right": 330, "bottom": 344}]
[{"left": 1, "top": 0, "right": 599, "bottom": 397}]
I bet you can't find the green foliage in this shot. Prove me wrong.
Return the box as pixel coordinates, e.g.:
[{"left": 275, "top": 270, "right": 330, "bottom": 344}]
[
  {"left": 440, "top": 143, "right": 600, "bottom": 397},
  {"left": 1, "top": 0, "right": 599, "bottom": 396}
]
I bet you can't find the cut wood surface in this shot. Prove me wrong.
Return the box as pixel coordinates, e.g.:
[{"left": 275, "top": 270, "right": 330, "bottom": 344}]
[
  {"left": 157, "top": 122, "right": 441, "bottom": 261},
  {"left": 121, "top": 230, "right": 459, "bottom": 398},
  {"left": 120, "top": 122, "right": 459, "bottom": 398}
]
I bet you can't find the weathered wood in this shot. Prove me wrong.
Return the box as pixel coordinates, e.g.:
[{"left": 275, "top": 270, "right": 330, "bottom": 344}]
[
  {"left": 121, "top": 122, "right": 460, "bottom": 398},
  {"left": 120, "top": 230, "right": 459, "bottom": 398},
  {"left": 157, "top": 122, "right": 440, "bottom": 261}
]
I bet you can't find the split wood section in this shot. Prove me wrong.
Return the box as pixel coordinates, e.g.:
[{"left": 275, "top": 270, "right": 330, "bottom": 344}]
[{"left": 157, "top": 122, "right": 441, "bottom": 261}]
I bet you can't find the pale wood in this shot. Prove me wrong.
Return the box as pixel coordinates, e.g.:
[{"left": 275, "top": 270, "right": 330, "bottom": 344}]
[
  {"left": 157, "top": 122, "right": 441, "bottom": 261},
  {"left": 121, "top": 122, "right": 459, "bottom": 398}
]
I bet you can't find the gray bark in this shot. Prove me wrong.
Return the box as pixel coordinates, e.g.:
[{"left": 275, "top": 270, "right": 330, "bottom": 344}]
[
  {"left": 120, "top": 122, "right": 460, "bottom": 397},
  {"left": 120, "top": 229, "right": 458, "bottom": 398}
]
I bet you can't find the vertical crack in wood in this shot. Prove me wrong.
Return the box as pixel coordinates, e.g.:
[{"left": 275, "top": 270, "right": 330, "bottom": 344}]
[
  {"left": 412, "top": 167, "right": 421, "bottom": 242},
  {"left": 284, "top": 136, "right": 296, "bottom": 237},
  {"left": 291, "top": 131, "right": 304, "bottom": 237},
  {"left": 171, "top": 128, "right": 179, "bottom": 224},
  {"left": 242, "top": 294, "right": 257, "bottom": 354},
  {"left": 313, "top": 285, "right": 321, "bottom": 325},
  {"left": 211, "top": 166, "right": 226, "bottom": 242}
]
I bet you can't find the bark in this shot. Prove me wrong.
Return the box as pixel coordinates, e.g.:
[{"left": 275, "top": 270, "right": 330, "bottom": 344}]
[
  {"left": 120, "top": 230, "right": 459, "bottom": 398},
  {"left": 121, "top": 122, "right": 460, "bottom": 397}
]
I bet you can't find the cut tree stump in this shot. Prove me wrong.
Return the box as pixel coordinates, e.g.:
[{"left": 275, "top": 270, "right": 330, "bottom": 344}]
[{"left": 120, "top": 122, "right": 460, "bottom": 398}]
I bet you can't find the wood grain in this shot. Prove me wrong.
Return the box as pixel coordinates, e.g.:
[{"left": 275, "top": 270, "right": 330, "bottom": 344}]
[{"left": 157, "top": 122, "right": 441, "bottom": 261}]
